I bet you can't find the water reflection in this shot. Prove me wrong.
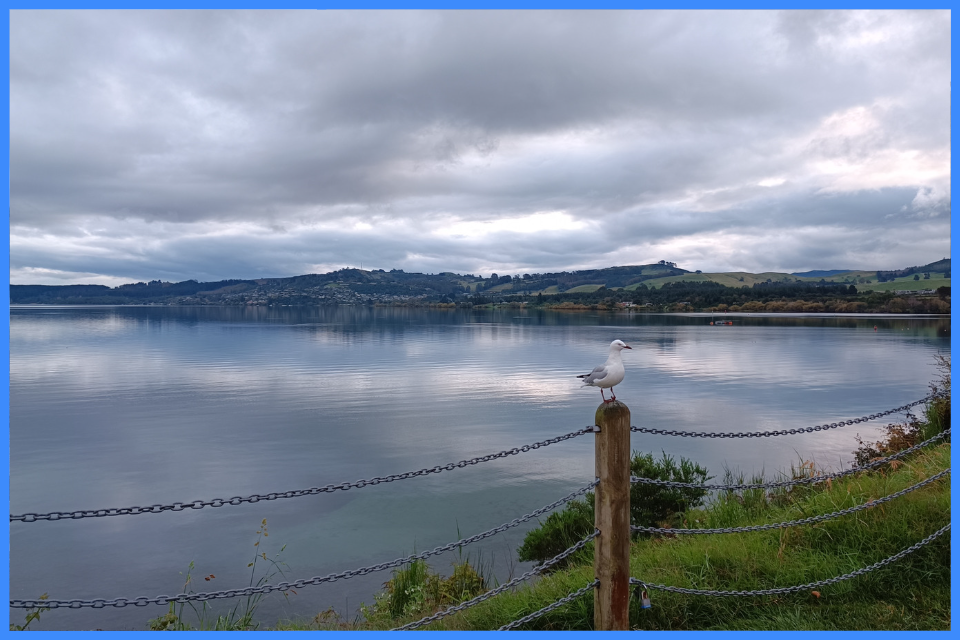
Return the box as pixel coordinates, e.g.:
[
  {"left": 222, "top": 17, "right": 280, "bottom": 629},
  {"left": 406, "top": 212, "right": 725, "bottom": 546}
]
[{"left": 8, "top": 306, "right": 949, "bottom": 630}]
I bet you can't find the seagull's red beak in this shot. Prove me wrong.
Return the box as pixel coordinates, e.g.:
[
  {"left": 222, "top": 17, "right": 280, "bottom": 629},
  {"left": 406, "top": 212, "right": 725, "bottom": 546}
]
[{"left": 624, "top": 345, "right": 632, "bottom": 349}]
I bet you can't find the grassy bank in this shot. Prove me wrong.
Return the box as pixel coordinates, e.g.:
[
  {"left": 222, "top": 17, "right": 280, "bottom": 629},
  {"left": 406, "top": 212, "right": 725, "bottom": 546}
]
[{"left": 334, "top": 440, "right": 948, "bottom": 631}]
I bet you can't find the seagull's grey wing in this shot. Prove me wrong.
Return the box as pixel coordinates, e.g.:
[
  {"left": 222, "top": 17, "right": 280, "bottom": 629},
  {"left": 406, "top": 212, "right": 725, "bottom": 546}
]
[{"left": 577, "top": 364, "right": 608, "bottom": 384}]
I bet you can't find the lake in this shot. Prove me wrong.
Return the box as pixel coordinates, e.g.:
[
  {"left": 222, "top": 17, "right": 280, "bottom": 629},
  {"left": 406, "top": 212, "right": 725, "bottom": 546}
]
[{"left": 8, "top": 306, "right": 950, "bottom": 630}]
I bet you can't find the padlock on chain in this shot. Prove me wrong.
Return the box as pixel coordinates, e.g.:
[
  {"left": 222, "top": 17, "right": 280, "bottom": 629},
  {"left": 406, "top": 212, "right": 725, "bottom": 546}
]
[{"left": 634, "top": 584, "right": 651, "bottom": 609}]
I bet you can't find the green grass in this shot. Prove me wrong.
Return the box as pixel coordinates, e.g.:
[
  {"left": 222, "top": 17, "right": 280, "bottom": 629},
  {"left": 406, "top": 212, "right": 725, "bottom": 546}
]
[
  {"left": 856, "top": 276, "right": 950, "bottom": 293},
  {"left": 631, "top": 272, "right": 801, "bottom": 289},
  {"left": 621, "top": 270, "right": 950, "bottom": 294},
  {"left": 564, "top": 284, "right": 606, "bottom": 294},
  {"left": 488, "top": 269, "right": 949, "bottom": 295},
  {"left": 310, "top": 442, "right": 949, "bottom": 631}
]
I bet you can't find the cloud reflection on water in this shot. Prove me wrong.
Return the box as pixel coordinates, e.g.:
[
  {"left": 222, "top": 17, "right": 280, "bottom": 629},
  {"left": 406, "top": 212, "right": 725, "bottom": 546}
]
[{"left": 8, "top": 307, "right": 949, "bottom": 630}]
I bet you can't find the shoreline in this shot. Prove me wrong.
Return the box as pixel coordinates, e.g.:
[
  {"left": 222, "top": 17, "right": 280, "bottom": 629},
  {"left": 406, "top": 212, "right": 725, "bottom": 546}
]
[{"left": 8, "top": 303, "right": 951, "bottom": 318}]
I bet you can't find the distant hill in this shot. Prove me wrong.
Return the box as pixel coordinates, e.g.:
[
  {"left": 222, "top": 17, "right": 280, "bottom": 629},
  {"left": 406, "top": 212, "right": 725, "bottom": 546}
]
[
  {"left": 876, "top": 258, "right": 951, "bottom": 282},
  {"left": 629, "top": 259, "right": 950, "bottom": 293},
  {"left": 10, "top": 261, "right": 690, "bottom": 305},
  {"left": 9, "top": 258, "right": 949, "bottom": 305}
]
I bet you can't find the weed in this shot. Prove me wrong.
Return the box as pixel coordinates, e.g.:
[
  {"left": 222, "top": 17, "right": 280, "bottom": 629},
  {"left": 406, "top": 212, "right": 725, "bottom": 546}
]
[
  {"left": 9, "top": 594, "right": 49, "bottom": 631},
  {"left": 147, "top": 518, "right": 289, "bottom": 631},
  {"left": 853, "top": 354, "right": 951, "bottom": 467},
  {"left": 364, "top": 545, "right": 489, "bottom": 627}
]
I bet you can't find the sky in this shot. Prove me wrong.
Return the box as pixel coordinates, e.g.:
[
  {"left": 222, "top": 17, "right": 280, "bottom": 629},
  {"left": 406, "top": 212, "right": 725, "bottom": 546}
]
[{"left": 9, "top": 9, "right": 952, "bottom": 286}]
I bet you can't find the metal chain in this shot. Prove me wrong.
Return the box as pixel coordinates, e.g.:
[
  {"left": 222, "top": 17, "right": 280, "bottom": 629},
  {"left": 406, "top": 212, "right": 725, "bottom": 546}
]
[
  {"left": 498, "top": 580, "right": 599, "bottom": 631},
  {"left": 10, "top": 427, "right": 594, "bottom": 523},
  {"left": 629, "top": 522, "right": 950, "bottom": 597},
  {"left": 27, "top": 519, "right": 936, "bottom": 613},
  {"left": 631, "top": 429, "right": 949, "bottom": 491},
  {"left": 9, "top": 484, "right": 598, "bottom": 611},
  {"left": 391, "top": 531, "right": 600, "bottom": 631},
  {"left": 632, "top": 468, "right": 950, "bottom": 535},
  {"left": 13, "top": 394, "right": 942, "bottom": 523},
  {"left": 631, "top": 393, "right": 939, "bottom": 439}
]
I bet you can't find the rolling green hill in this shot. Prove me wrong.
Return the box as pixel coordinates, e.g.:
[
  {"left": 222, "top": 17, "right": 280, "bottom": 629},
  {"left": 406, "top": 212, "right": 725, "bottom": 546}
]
[
  {"left": 10, "top": 259, "right": 949, "bottom": 306},
  {"left": 625, "top": 271, "right": 797, "bottom": 290},
  {"left": 617, "top": 259, "right": 949, "bottom": 293}
]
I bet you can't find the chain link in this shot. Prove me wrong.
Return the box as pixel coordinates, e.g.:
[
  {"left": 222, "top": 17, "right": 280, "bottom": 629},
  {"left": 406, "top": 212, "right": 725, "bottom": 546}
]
[
  {"left": 391, "top": 531, "right": 599, "bottom": 630},
  {"left": 10, "top": 427, "right": 594, "bottom": 523},
  {"left": 632, "top": 468, "right": 949, "bottom": 536},
  {"left": 629, "top": 523, "right": 949, "bottom": 597},
  {"left": 631, "top": 393, "right": 939, "bottom": 439},
  {"left": 9, "top": 483, "right": 598, "bottom": 611},
  {"left": 631, "top": 428, "right": 949, "bottom": 491},
  {"left": 498, "top": 580, "right": 599, "bottom": 631}
]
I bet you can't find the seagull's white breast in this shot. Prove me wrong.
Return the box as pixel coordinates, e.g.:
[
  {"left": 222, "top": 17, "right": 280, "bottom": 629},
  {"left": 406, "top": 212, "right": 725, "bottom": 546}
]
[
  {"left": 594, "top": 359, "right": 625, "bottom": 389},
  {"left": 581, "top": 350, "right": 626, "bottom": 389}
]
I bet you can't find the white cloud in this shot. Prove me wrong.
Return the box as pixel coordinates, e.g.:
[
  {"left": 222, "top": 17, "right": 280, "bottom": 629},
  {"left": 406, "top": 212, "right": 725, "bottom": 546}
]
[
  {"left": 433, "top": 211, "right": 588, "bottom": 238},
  {"left": 9, "top": 267, "right": 132, "bottom": 288}
]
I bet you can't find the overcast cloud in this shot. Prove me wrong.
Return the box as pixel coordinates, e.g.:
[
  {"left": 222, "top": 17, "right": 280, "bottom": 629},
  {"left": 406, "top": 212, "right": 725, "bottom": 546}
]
[{"left": 10, "top": 9, "right": 951, "bottom": 285}]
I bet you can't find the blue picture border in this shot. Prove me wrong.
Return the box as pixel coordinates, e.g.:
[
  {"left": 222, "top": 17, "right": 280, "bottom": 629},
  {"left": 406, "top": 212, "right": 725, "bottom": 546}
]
[{"left": 2, "top": 4, "right": 954, "bottom": 637}]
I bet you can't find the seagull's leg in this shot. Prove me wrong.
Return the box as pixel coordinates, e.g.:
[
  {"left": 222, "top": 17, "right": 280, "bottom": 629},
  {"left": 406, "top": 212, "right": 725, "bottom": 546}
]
[
  {"left": 599, "top": 388, "right": 607, "bottom": 402},
  {"left": 610, "top": 387, "right": 617, "bottom": 401}
]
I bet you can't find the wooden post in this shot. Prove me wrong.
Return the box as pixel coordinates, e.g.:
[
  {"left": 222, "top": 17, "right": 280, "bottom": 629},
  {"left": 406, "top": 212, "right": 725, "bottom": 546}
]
[{"left": 594, "top": 399, "right": 631, "bottom": 630}]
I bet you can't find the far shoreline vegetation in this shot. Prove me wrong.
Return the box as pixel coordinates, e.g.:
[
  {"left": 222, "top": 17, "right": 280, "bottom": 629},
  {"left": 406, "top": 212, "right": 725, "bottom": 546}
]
[{"left": 9, "top": 258, "right": 949, "bottom": 314}]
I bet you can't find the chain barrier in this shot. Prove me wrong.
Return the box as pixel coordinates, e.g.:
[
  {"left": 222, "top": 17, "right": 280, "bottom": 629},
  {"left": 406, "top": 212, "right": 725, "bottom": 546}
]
[
  {"left": 632, "top": 468, "right": 949, "bottom": 536},
  {"left": 10, "top": 427, "right": 594, "bottom": 523},
  {"left": 11, "top": 394, "right": 943, "bottom": 523},
  {"left": 631, "top": 393, "right": 939, "bottom": 439},
  {"left": 629, "top": 522, "right": 949, "bottom": 598},
  {"left": 631, "top": 429, "right": 949, "bottom": 491},
  {"left": 9, "top": 483, "right": 598, "bottom": 611},
  {"left": 391, "top": 531, "right": 599, "bottom": 631},
  {"left": 498, "top": 580, "right": 599, "bottom": 631},
  {"left": 9, "top": 394, "right": 948, "bottom": 626}
]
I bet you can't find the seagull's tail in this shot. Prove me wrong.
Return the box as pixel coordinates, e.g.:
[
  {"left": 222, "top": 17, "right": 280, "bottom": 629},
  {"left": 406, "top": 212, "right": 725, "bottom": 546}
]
[{"left": 576, "top": 373, "right": 588, "bottom": 379}]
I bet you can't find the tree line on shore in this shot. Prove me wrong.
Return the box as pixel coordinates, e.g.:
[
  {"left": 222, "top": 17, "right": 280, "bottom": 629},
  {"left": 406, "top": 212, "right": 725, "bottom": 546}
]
[{"left": 478, "top": 280, "right": 950, "bottom": 314}]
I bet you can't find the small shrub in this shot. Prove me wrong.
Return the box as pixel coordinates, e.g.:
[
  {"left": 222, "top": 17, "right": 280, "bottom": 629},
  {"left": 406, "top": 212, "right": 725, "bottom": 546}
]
[
  {"left": 517, "top": 450, "right": 712, "bottom": 565},
  {"left": 923, "top": 354, "right": 950, "bottom": 439},
  {"left": 384, "top": 559, "right": 433, "bottom": 618},
  {"left": 516, "top": 498, "right": 594, "bottom": 566},
  {"left": 377, "top": 557, "right": 488, "bottom": 621},
  {"left": 629, "top": 451, "right": 712, "bottom": 532},
  {"left": 441, "top": 558, "right": 486, "bottom": 603},
  {"left": 853, "top": 354, "right": 950, "bottom": 467}
]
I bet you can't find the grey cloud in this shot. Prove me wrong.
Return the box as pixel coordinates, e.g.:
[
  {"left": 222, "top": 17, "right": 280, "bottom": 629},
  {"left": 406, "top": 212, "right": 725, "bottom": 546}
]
[
  {"left": 9, "top": 9, "right": 951, "bottom": 284},
  {"left": 606, "top": 187, "right": 922, "bottom": 248}
]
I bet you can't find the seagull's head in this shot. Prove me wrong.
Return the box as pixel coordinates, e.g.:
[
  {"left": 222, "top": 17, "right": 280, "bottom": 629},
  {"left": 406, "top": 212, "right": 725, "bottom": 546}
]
[{"left": 610, "top": 339, "right": 632, "bottom": 351}]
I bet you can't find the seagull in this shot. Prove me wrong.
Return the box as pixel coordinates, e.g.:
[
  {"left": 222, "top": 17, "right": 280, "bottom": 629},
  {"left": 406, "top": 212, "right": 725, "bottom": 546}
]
[{"left": 578, "top": 339, "right": 632, "bottom": 403}]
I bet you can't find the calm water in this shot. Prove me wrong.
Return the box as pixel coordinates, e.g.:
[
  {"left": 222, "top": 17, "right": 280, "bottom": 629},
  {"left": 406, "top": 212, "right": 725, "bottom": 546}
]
[{"left": 8, "top": 306, "right": 950, "bottom": 630}]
